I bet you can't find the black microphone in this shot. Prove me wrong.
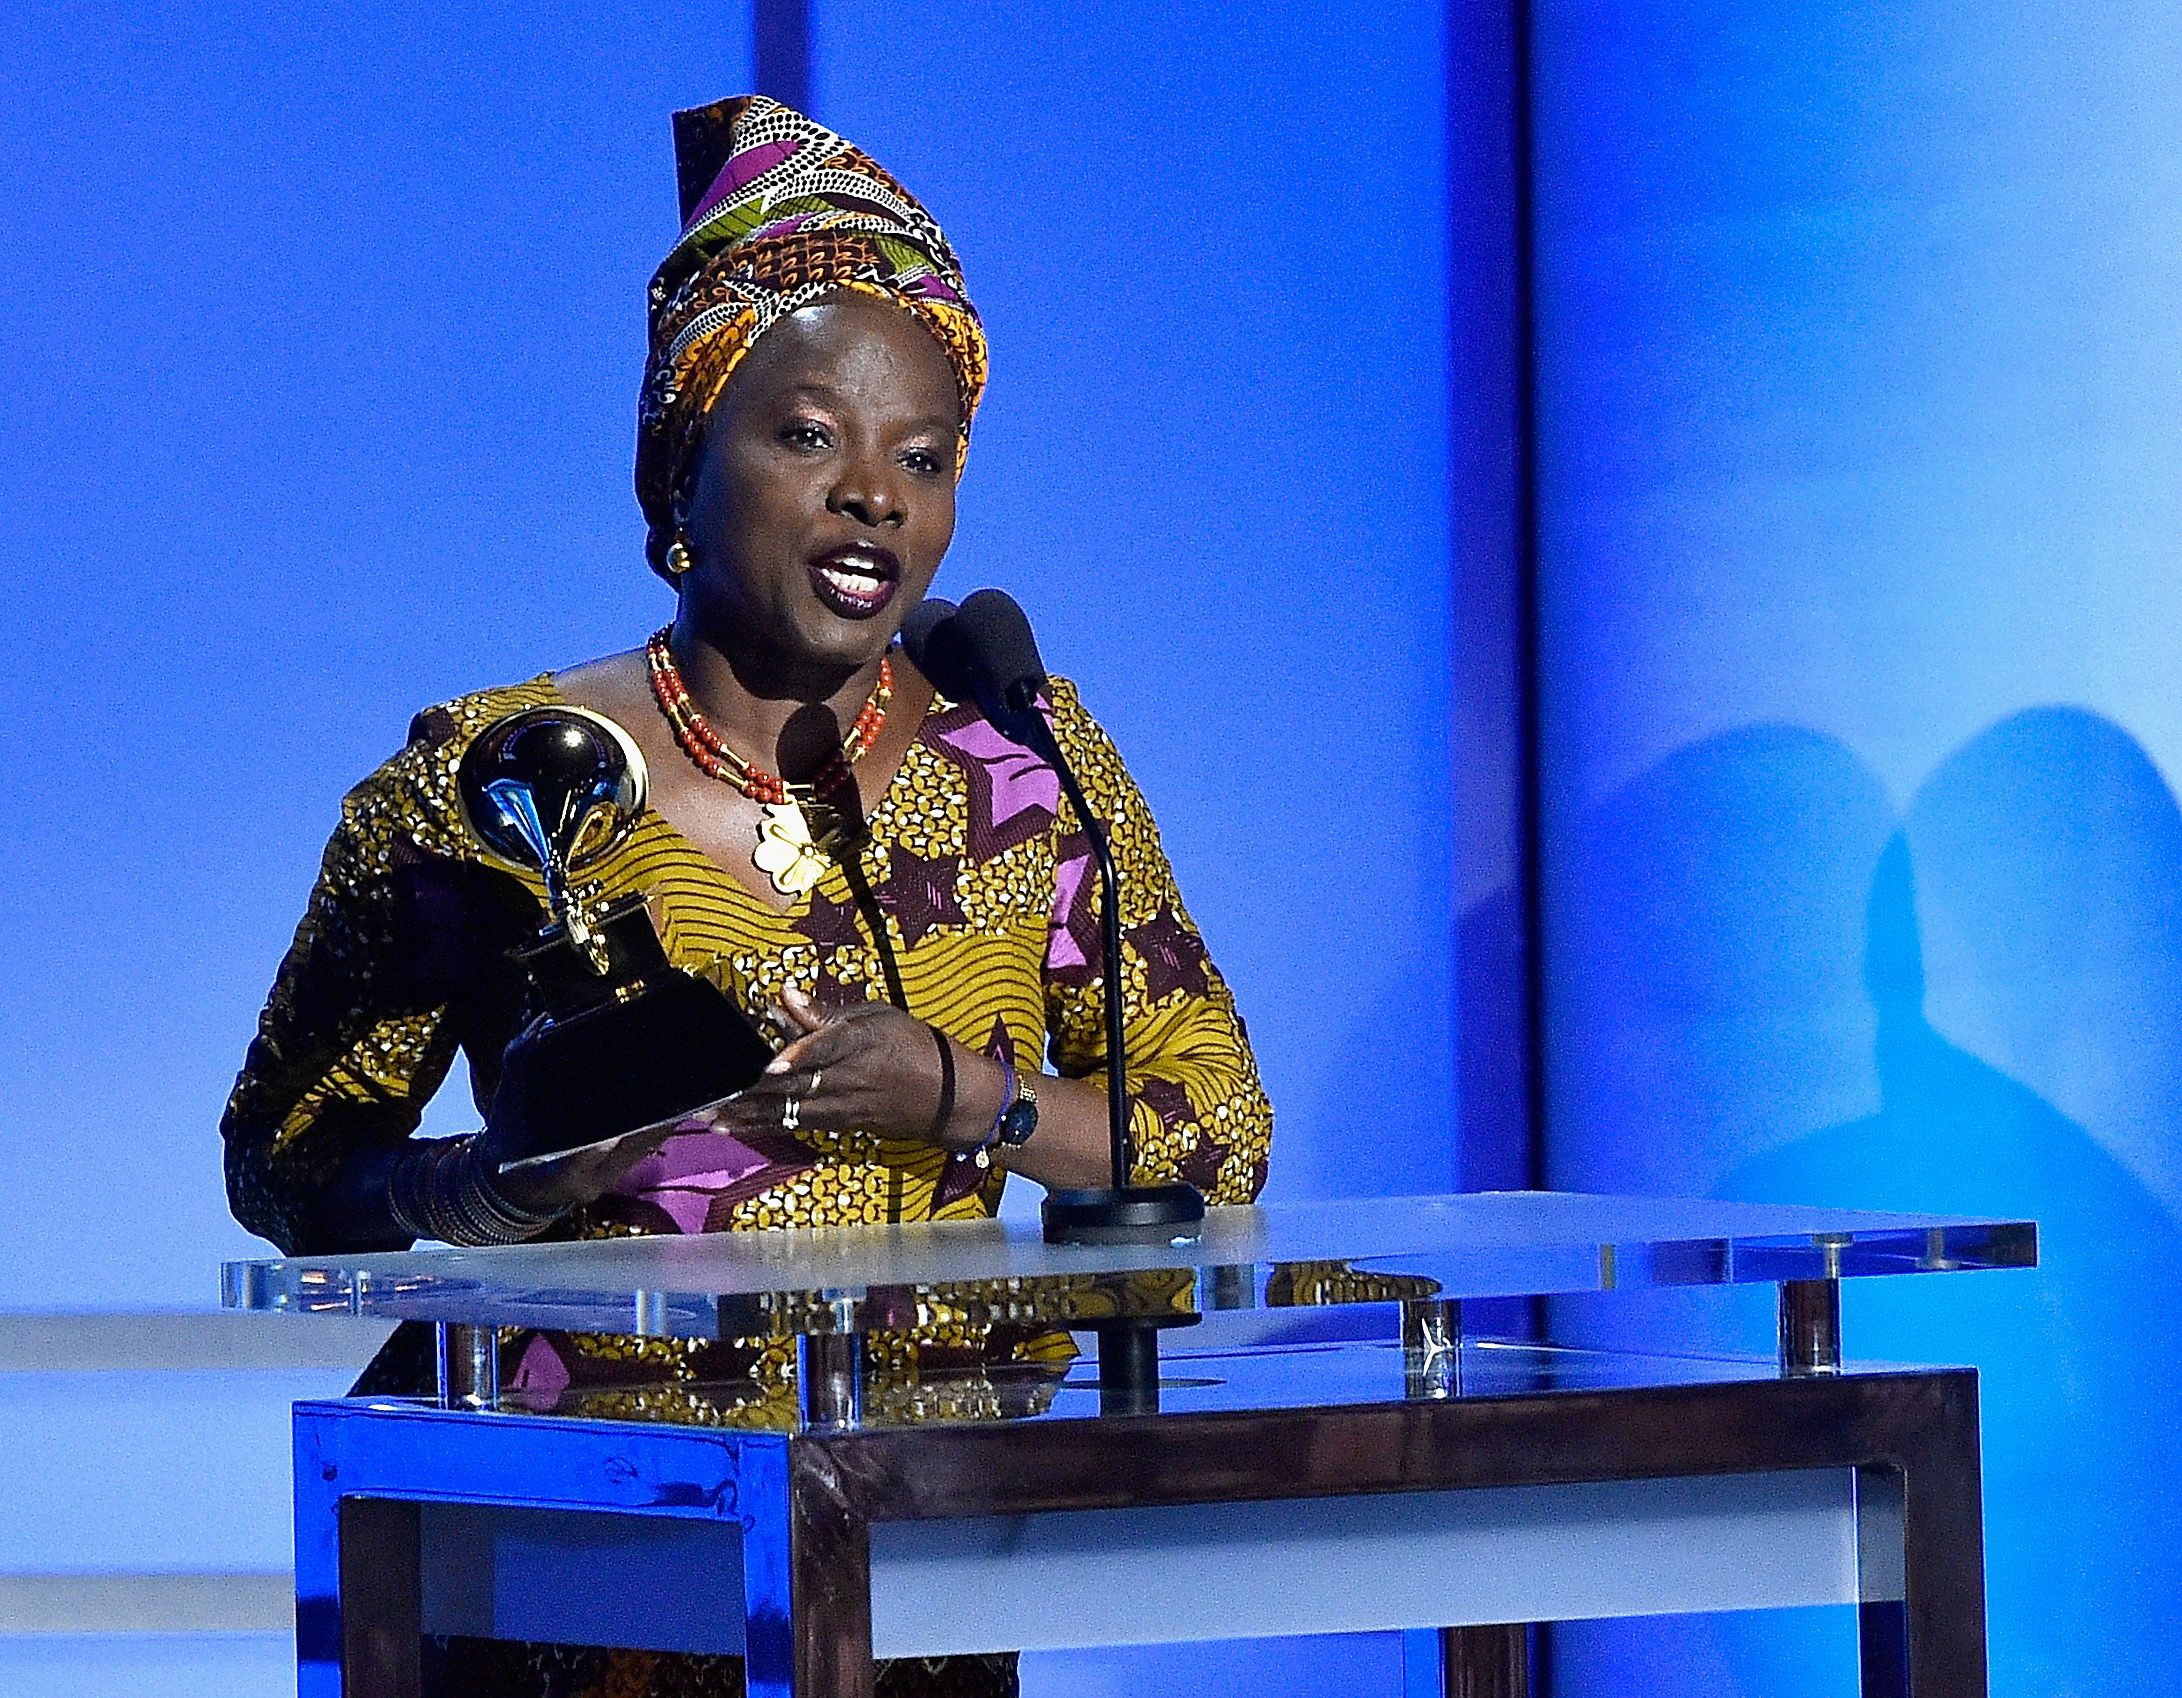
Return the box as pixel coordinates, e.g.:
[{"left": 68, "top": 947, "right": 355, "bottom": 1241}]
[
  {"left": 897, "top": 596, "right": 959, "bottom": 689},
  {"left": 898, "top": 596, "right": 955, "bottom": 644},
  {"left": 899, "top": 592, "right": 1205, "bottom": 1263},
  {"left": 904, "top": 589, "right": 1047, "bottom": 747},
  {"left": 950, "top": 589, "right": 1049, "bottom": 735}
]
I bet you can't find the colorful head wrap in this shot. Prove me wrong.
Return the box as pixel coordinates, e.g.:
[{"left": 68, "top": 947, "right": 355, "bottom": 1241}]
[{"left": 635, "top": 96, "right": 988, "bottom": 576}]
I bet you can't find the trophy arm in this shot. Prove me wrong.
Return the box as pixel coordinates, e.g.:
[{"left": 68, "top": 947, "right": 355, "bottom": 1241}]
[{"left": 480, "top": 776, "right": 613, "bottom": 971}]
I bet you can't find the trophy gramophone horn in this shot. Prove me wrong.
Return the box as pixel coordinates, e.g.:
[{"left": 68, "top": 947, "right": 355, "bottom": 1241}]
[{"left": 457, "top": 706, "right": 649, "bottom": 970}]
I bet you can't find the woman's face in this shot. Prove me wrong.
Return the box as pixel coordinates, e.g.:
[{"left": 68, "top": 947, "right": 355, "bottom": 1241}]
[{"left": 680, "top": 291, "right": 962, "bottom": 673}]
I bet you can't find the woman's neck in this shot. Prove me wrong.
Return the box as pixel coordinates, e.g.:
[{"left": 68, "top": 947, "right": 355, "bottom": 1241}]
[{"left": 666, "top": 607, "right": 886, "bottom": 777}]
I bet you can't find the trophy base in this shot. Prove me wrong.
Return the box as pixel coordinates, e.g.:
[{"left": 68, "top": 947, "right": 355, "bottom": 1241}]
[
  {"left": 490, "top": 897, "right": 774, "bottom": 1167},
  {"left": 494, "top": 1083, "right": 748, "bottom": 1182},
  {"left": 1041, "top": 1183, "right": 1207, "bottom": 1246},
  {"left": 512, "top": 893, "right": 672, "bottom": 1018}
]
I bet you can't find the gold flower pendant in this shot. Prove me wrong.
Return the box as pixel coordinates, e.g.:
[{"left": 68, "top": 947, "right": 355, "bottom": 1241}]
[{"left": 752, "top": 802, "right": 831, "bottom": 898}]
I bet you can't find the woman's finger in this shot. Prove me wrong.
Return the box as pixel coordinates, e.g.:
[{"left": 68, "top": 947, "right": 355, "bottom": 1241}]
[
  {"left": 764, "top": 993, "right": 852, "bottom": 1072},
  {"left": 670, "top": 1099, "right": 739, "bottom": 1135},
  {"left": 718, "top": 1071, "right": 865, "bottom": 1137},
  {"left": 765, "top": 1031, "right": 823, "bottom": 1075},
  {"left": 763, "top": 1003, "right": 882, "bottom": 1075},
  {"left": 766, "top": 1024, "right": 852, "bottom": 1077},
  {"left": 779, "top": 987, "right": 828, "bottom": 1033}
]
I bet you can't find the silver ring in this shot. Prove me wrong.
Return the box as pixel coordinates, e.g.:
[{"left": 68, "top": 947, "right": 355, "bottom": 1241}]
[
  {"left": 782, "top": 1095, "right": 801, "bottom": 1132},
  {"left": 807, "top": 1068, "right": 824, "bottom": 1097}
]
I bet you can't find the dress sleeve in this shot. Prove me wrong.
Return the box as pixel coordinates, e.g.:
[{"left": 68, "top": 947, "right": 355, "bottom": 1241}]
[
  {"left": 1041, "top": 683, "right": 1273, "bottom": 1203},
  {"left": 220, "top": 764, "right": 460, "bottom": 1255}
]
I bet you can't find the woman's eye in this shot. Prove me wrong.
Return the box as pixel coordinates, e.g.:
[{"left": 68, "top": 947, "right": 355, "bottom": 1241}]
[
  {"left": 781, "top": 421, "right": 833, "bottom": 451},
  {"left": 900, "top": 447, "right": 944, "bottom": 478}
]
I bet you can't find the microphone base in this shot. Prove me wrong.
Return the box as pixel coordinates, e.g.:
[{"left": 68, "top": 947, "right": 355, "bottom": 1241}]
[
  {"left": 1042, "top": 1183, "right": 1207, "bottom": 1246},
  {"left": 1088, "top": 1313, "right": 1201, "bottom": 1416}
]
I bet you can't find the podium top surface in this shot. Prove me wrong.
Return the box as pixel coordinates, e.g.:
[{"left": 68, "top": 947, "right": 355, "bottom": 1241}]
[{"left": 221, "top": 1191, "right": 2036, "bottom": 1341}]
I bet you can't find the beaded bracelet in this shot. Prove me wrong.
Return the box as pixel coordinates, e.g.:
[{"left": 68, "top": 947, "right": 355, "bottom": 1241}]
[
  {"left": 966, "top": 1058, "right": 1019, "bottom": 1171},
  {"left": 389, "top": 1136, "right": 560, "bottom": 1246}
]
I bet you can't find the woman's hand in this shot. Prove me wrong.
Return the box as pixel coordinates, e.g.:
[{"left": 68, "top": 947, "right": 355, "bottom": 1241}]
[
  {"left": 475, "top": 1116, "right": 686, "bottom": 1219},
  {"left": 716, "top": 988, "right": 1004, "bottom": 1151},
  {"left": 467, "top": 990, "right": 1005, "bottom": 1226}
]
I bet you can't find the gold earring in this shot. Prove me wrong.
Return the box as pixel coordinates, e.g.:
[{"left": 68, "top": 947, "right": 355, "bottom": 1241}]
[{"left": 665, "top": 536, "right": 694, "bottom": 577}]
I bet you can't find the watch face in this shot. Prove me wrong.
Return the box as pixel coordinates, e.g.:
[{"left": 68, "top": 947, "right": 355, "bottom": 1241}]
[{"left": 997, "top": 1097, "right": 1039, "bottom": 1147}]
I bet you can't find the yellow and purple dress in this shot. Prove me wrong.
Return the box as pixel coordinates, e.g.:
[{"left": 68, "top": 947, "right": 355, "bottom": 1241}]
[{"left": 222, "top": 672, "right": 1271, "bottom": 1402}]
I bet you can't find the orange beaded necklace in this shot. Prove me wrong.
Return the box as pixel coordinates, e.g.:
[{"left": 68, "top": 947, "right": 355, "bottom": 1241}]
[
  {"left": 644, "top": 627, "right": 893, "bottom": 896},
  {"left": 645, "top": 628, "right": 892, "bottom": 803}
]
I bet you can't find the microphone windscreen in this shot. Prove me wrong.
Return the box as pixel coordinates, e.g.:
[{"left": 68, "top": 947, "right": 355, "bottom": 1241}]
[
  {"left": 898, "top": 597, "right": 959, "bottom": 677},
  {"left": 955, "top": 588, "right": 1048, "bottom": 702},
  {"left": 899, "top": 596, "right": 992, "bottom": 711}
]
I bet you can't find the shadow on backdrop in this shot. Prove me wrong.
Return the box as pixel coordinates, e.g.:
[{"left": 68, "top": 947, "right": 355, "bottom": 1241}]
[{"left": 1547, "top": 711, "right": 2182, "bottom": 1698}]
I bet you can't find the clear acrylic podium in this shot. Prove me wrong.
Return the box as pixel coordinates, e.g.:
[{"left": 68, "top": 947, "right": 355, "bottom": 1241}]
[{"left": 224, "top": 1191, "right": 2037, "bottom": 1698}]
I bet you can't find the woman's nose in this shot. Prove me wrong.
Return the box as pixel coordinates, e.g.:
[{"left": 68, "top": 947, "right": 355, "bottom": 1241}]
[{"left": 828, "top": 456, "right": 905, "bottom": 528}]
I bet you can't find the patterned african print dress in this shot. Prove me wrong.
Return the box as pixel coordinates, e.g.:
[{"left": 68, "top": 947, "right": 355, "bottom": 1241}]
[{"left": 221, "top": 671, "right": 1273, "bottom": 1698}]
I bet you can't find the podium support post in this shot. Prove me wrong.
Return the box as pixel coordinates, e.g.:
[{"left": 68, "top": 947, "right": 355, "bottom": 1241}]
[
  {"left": 1780, "top": 1277, "right": 1843, "bottom": 1377},
  {"left": 1403, "top": 1298, "right": 1463, "bottom": 1399},
  {"left": 435, "top": 1322, "right": 498, "bottom": 1410}
]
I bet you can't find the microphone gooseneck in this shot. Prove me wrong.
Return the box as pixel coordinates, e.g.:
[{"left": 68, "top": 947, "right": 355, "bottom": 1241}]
[{"left": 900, "top": 593, "right": 1206, "bottom": 1270}]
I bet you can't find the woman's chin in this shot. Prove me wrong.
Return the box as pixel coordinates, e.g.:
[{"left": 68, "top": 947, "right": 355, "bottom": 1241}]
[{"left": 789, "top": 610, "right": 903, "bottom": 670}]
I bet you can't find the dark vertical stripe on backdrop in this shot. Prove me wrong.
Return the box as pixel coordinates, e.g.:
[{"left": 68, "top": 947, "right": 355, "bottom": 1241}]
[
  {"left": 1509, "top": 0, "right": 1551, "bottom": 1686},
  {"left": 1447, "top": 0, "right": 1544, "bottom": 1201},
  {"left": 1511, "top": 0, "right": 1544, "bottom": 1195},
  {"left": 753, "top": 0, "right": 811, "bottom": 113}
]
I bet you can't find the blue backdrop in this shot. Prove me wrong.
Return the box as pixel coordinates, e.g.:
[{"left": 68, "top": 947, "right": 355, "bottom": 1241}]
[
  {"left": 4, "top": 0, "right": 2174, "bottom": 1693},
  {"left": 0, "top": 5, "right": 1473, "bottom": 1695},
  {"left": 1534, "top": 0, "right": 2182, "bottom": 1690},
  {"left": 0, "top": 1, "right": 759, "bottom": 1308}
]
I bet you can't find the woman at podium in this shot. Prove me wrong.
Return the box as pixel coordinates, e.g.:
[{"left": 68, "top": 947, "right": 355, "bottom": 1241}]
[{"left": 220, "top": 95, "right": 1271, "bottom": 1698}]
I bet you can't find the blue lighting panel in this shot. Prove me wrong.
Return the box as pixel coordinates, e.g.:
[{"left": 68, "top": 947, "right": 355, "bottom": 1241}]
[
  {"left": 0, "top": 2, "right": 754, "bottom": 1309},
  {"left": 1532, "top": 0, "right": 2182, "bottom": 1689},
  {"left": 811, "top": 0, "right": 1465, "bottom": 1204}
]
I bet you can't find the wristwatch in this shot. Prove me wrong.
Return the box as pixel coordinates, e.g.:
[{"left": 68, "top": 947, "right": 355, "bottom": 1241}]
[{"left": 995, "top": 1072, "right": 1040, "bottom": 1150}]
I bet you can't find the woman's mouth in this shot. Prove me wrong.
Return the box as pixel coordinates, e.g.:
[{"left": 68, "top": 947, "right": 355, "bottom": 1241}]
[{"left": 808, "top": 545, "right": 902, "bottom": 619}]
